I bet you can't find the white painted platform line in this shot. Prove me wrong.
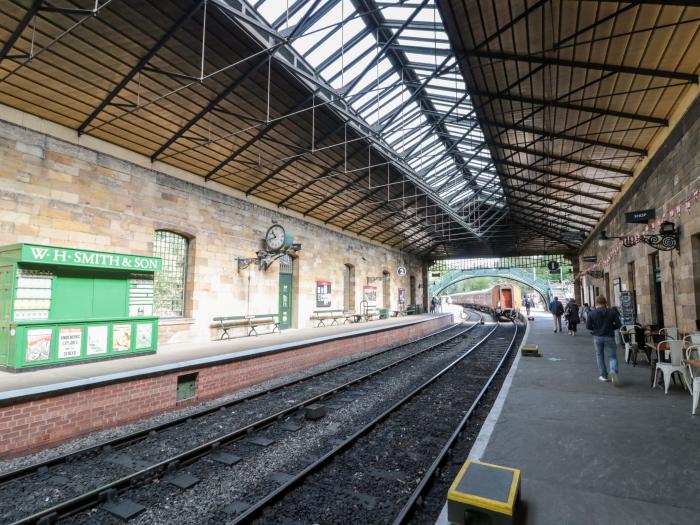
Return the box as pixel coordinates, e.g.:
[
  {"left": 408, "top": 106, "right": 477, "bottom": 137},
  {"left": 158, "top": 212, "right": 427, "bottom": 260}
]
[{"left": 434, "top": 318, "right": 532, "bottom": 525}]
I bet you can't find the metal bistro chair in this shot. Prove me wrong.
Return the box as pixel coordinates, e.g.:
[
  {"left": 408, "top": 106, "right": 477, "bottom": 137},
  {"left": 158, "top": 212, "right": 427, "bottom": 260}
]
[
  {"left": 621, "top": 324, "right": 647, "bottom": 365},
  {"left": 659, "top": 327, "right": 679, "bottom": 340},
  {"left": 652, "top": 339, "right": 686, "bottom": 394},
  {"left": 683, "top": 333, "right": 700, "bottom": 348},
  {"left": 684, "top": 345, "right": 700, "bottom": 415}
]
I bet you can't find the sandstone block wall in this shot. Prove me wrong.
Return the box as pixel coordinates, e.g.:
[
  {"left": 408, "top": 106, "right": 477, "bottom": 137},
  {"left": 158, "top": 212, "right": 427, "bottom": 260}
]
[
  {"left": 579, "top": 97, "right": 700, "bottom": 333},
  {"left": 0, "top": 118, "right": 425, "bottom": 345}
]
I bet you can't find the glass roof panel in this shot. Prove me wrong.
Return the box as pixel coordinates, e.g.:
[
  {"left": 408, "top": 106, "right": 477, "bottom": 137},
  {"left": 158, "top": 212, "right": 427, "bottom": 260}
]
[{"left": 251, "top": 0, "right": 506, "bottom": 235}]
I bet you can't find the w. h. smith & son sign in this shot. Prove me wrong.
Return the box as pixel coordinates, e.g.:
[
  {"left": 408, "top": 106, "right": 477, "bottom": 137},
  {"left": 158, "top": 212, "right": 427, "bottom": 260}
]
[{"left": 19, "top": 244, "right": 162, "bottom": 271}]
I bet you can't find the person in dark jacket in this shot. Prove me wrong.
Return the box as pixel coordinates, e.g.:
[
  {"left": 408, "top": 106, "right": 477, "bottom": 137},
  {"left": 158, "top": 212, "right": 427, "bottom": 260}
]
[
  {"left": 564, "top": 298, "right": 580, "bottom": 336},
  {"left": 586, "top": 296, "right": 622, "bottom": 385},
  {"left": 549, "top": 296, "right": 564, "bottom": 333}
]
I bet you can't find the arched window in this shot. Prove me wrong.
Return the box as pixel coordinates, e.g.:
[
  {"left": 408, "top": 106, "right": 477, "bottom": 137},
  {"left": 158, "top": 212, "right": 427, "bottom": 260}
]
[{"left": 153, "top": 230, "right": 189, "bottom": 318}]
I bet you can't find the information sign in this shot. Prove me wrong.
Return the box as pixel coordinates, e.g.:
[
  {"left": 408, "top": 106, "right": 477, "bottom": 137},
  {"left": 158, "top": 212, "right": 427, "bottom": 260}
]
[
  {"left": 129, "top": 274, "right": 155, "bottom": 317},
  {"left": 397, "top": 266, "right": 407, "bottom": 276},
  {"left": 625, "top": 209, "right": 655, "bottom": 224},
  {"left": 86, "top": 326, "right": 108, "bottom": 355},
  {"left": 582, "top": 255, "right": 598, "bottom": 263},
  {"left": 58, "top": 327, "right": 82, "bottom": 359},
  {"left": 547, "top": 260, "right": 560, "bottom": 272},
  {"left": 316, "top": 281, "right": 331, "bottom": 308},
  {"left": 26, "top": 329, "right": 52, "bottom": 362}
]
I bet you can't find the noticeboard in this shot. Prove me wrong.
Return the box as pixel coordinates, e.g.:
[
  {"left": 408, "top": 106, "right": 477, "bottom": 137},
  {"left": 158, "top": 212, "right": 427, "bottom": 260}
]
[
  {"left": 363, "top": 285, "right": 377, "bottom": 307},
  {"left": 619, "top": 290, "right": 636, "bottom": 325},
  {"left": 316, "top": 281, "right": 331, "bottom": 308}
]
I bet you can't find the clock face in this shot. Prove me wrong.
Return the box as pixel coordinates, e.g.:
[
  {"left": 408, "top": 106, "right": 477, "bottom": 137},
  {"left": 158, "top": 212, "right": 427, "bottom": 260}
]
[{"left": 265, "top": 225, "right": 286, "bottom": 251}]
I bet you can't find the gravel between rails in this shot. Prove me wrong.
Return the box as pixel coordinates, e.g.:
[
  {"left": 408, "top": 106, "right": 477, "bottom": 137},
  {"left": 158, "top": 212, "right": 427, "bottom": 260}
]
[
  {"left": 58, "top": 320, "right": 495, "bottom": 525},
  {"left": 1, "top": 318, "right": 480, "bottom": 524},
  {"left": 245, "top": 322, "right": 520, "bottom": 525}
]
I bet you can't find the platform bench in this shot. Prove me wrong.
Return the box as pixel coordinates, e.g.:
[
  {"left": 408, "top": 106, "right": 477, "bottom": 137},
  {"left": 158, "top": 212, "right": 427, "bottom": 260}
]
[
  {"left": 361, "top": 307, "right": 380, "bottom": 322},
  {"left": 211, "top": 314, "right": 280, "bottom": 339},
  {"left": 310, "top": 310, "right": 357, "bottom": 327}
]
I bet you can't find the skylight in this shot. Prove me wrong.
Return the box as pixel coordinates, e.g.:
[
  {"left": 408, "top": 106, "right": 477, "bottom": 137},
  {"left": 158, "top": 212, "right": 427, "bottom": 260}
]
[{"left": 251, "top": 0, "right": 506, "bottom": 234}]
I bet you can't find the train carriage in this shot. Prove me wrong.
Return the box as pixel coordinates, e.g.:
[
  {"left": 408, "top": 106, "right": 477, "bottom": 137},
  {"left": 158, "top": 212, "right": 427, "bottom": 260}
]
[{"left": 446, "top": 284, "right": 521, "bottom": 318}]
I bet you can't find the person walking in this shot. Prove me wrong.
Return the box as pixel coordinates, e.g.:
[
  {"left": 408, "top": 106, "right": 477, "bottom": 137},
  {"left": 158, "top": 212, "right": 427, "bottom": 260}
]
[
  {"left": 564, "top": 298, "right": 580, "bottom": 336},
  {"left": 586, "top": 296, "right": 622, "bottom": 385},
  {"left": 523, "top": 297, "right": 531, "bottom": 317},
  {"left": 549, "top": 296, "right": 564, "bottom": 333},
  {"left": 580, "top": 302, "right": 590, "bottom": 324}
]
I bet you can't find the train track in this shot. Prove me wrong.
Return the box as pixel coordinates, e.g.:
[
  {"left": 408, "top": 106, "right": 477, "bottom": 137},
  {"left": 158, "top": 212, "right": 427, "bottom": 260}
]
[
  {"left": 2, "top": 312, "right": 489, "bottom": 524},
  {"left": 227, "top": 319, "right": 520, "bottom": 525}
]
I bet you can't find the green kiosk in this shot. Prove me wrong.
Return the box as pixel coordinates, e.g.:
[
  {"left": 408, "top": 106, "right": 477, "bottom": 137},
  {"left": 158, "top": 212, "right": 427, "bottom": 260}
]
[{"left": 0, "top": 244, "right": 162, "bottom": 371}]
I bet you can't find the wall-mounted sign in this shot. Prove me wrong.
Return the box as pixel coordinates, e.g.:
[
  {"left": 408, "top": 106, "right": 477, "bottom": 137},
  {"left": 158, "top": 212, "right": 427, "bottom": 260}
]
[
  {"left": 87, "top": 326, "right": 108, "bottom": 355},
  {"left": 398, "top": 288, "right": 406, "bottom": 304},
  {"left": 20, "top": 244, "right": 162, "bottom": 271},
  {"left": 112, "top": 324, "right": 131, "bottom": 352},
  {"left": 397, "top": 266, "right": 407, "bottom": 276},
  {"left": 316, "top": 281, "right": 331, "bottom": 308},
  {"left": 26, "top": 329, "right": 52, "bottom": 362},
  {"left": 560, "top": 231, "right": 585, "bottom": 241},
  {"left": 58, "top": 327, "right": 82, "bottom": 359},
  {"left": 547, "top": 260, "right": 560, "bottom": 272},
  {"left": 129, "top": 274, "right": 154, "bottom": 317},
  {"left": 582, "top": 255, "right": 598, "bottom": 263},
  {"left": 625, "top": 209, "right": 655, "bottom": 224},
  {"left": 363, "top": 285, "right": 377, "bottom": 307}
]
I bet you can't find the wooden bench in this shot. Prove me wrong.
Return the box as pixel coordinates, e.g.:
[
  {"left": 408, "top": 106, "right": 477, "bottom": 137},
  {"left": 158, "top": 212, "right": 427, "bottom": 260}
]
[
  {"left": 211, "top": 314, "right": 280, "bottom": 339},
  {"left": 310, "top": 310, "right": 356, "bottom": 327}
]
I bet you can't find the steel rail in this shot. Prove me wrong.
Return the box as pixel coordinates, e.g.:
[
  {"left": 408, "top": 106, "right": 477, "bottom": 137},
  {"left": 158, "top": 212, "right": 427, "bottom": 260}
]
[
  {"left": 230, "top": 317, "right": 509, "bottom": 524},
  {"left": 0, "top": 316, "right": 466, "bottom": 488},
  {"left": 392, "top": 318, "right": 520, "bottom": 524},
  {"left": 9, "top": 314, "right": 483, "bottom": 525}
]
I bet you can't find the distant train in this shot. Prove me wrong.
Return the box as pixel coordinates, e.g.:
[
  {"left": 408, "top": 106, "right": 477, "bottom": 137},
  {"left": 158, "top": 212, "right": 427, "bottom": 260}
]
[{"left": 447, "top": 284, "right": 522, "bottom": 318}]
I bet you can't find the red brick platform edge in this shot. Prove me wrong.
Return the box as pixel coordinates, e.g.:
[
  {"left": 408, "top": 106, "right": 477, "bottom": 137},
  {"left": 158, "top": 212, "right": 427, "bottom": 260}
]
[{"left": 0, "top": 315, "right": 452, "bottom": 458}]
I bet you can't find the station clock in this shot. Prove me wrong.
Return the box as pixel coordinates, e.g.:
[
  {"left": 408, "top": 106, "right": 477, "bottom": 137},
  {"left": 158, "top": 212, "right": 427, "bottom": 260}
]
[{"left": 265, "top": 224, "right": 290, "bottom": 252}]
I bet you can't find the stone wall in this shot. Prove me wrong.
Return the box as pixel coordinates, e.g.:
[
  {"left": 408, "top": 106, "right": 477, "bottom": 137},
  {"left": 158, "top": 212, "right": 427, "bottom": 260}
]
[
  {"left": 579, "top": 97, "right": 700, "bottom": 333},
  {"left": 0, "top": 118, "right": 424, "bottom": 345}
]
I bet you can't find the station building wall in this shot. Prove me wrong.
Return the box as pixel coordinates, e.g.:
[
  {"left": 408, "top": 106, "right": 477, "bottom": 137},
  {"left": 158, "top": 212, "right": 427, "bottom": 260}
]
[
  {"left": 579, "top": 96, "right": 700, "bottom": 334},
  {"left": 0, "top": 115, "right": 424, "bottom": 345}
]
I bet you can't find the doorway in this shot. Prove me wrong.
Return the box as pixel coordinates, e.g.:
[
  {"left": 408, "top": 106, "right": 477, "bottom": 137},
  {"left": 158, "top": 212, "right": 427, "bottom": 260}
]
[
  {"left": 382, "top": 270, "right": 390, "bottom": 309},
  {"left": 278, "top": 255, "right": 293, "bottom": 330},
  {"left": 344, "top": 263, "right": 355, "bottom": 313},
  {"left": 650, "top": 252, "right": 664, "bottom": 328},
  {"left": 410, "top": 275, "right": 416, "bottom": 304}
]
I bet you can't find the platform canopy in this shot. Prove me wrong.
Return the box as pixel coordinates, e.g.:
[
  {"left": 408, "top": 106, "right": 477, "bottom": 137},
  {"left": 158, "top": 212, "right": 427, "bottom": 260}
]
[{"left": 0, "top": 1, "right": 698, "bottom": 258}]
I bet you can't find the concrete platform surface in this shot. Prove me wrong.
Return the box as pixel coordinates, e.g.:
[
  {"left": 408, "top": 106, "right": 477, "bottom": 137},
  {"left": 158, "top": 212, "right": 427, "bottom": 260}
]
[
  {"left": 463, "top": 310, "right": 700, "bottom": 525},
  {"left": 0, "top": 313, "right": 448, "bottom": 400}
]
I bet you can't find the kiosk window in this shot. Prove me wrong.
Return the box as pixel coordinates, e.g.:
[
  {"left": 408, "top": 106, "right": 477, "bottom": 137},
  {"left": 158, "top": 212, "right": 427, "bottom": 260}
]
[{"left": 153, "top": 231, "right": 188, "bottom": 318}]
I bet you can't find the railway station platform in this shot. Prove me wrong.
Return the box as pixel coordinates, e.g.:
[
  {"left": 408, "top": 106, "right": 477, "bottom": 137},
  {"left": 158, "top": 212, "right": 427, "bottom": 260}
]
[
  {"left": 439, "top": 310, "right": 699, "bottom": 525},
  {"left": 0, "top": 313, "right": 452, "bottom": 458}
]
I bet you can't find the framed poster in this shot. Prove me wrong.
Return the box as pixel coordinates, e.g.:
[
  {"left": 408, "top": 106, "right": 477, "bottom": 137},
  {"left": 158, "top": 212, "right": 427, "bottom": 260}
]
[
  {"left": 316, "top": 281, "right": 331, "bottom": 308},
  {"left": 58, "top": 327, "right": 82, "bottom": 359},
  {"left": 135, "top": 323, "right": 153, "bottom": 350},
  {"left": 87, "top": 325, "right": 108, "bottom": 355},
  {"left": 112, "top": 324, "right": 132, "bottom": 352},
  {"left": 363, "top": 285, "right": 377, "bottom": 307},
  {"left": 26, "top": 328, "right": 52, "bottom": 362},
  {"left": 613, "top": 277, "right": 622, "bottom": 307},
  {"left": 398, "top": 288, "right": 406, "bottom": 304}
]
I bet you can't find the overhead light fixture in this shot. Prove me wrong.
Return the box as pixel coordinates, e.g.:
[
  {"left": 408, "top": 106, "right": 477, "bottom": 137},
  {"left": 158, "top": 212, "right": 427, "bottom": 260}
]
[{"left": 598, "top": 221, "right": 679, "bottom": 252}]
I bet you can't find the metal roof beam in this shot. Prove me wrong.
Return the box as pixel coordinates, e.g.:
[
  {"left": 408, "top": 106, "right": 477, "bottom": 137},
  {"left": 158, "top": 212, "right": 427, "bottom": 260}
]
[
  {"left": 489, "top": 141, "right": 634, "bottom": 176},
  {"left": 468, "top": 51, "right": 698, "bottom": 83},
  {"left": 495, "top": 159, "right": 622, "bottom": 191},
  {"left": 78, "top": 0, "right": 203, "bottom": 134},
  {"left": 500, "top": 172, "right": 612, "bottom": 203},
  {"left": 472, "top": 90, "right": 668, "bottom": 125},
  {"left": 0, "top": 0, "right": 43, "bottom": 62},
  {"left": 505, "top": 186, "right": 605, "bottom": 216},
  {"left": 481, "top": 120, "right": 647, "bottom": 155}
]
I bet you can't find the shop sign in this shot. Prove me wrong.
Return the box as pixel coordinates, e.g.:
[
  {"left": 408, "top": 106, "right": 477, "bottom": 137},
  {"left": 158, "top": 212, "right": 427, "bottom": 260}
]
[
  {"left": 87, "top": 326, "right": 108, "bottom": 355},
  {"left": 26, "top": 328, "right": 52, "bottom": 362},
  {"left": 625, "top": 208, "right": 655, "bottom": 224},
  {"left": 316, "top": 281, "right": 331, "bottom": 308},
  {"left": 58, "top": 327, "right": 82, "bottom": 359},
  {"left": 21, "top": 244, "right": 162, "bottom": 271}
]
